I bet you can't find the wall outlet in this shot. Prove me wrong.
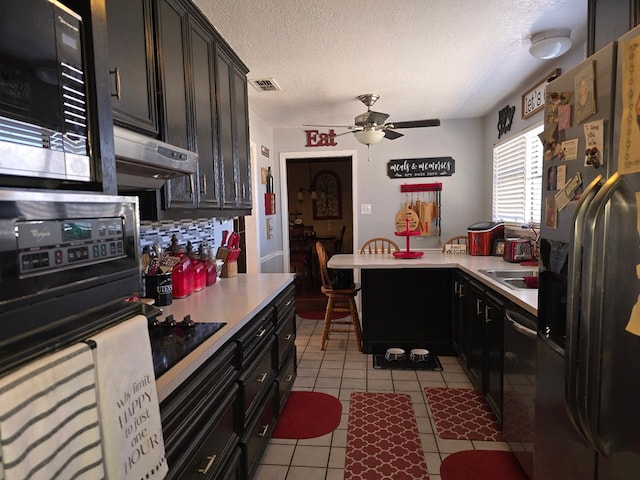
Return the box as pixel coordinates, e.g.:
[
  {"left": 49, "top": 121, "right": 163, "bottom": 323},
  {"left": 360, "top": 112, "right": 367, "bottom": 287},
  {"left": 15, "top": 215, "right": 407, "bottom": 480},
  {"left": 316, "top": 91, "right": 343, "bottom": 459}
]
[{"left": 360, "top": 203, "right": 372, "bottom": 215}]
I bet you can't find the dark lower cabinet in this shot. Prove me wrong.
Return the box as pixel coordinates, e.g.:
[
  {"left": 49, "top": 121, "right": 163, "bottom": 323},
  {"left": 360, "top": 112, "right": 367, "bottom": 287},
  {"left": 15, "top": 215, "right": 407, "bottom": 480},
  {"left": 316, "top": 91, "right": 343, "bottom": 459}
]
[
  {"left": 160, "top": 283, "right": 296, "bottom": 479},
  {"left": 240, "top": 383, "right": 278, "bottom": 479},
  {"left": 161, "top": 342, "right": 238, "bottom": 479},
  {"left": 360, "top": 268, "right": 454, "bottom": 355},
  {"left": 453, "top": 275, "right": 505, "bottom": 424}
]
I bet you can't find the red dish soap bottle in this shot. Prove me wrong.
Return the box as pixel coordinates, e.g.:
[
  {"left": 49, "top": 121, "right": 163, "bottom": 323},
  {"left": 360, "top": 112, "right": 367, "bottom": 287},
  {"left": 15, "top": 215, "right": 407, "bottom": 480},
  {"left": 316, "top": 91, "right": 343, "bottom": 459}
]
[
  {"left": 187, "top": 241, "right": 206, "bottom": 292},
  {"left": 168, "top": 234, "right": 194, "bottom": 298}
]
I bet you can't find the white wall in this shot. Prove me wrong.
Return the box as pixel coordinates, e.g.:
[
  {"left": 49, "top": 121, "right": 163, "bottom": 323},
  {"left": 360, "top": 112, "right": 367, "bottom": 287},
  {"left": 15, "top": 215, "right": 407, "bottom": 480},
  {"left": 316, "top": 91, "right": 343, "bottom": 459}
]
[{"left": 274, "top": 120, "right": 486, "bottom": 252}]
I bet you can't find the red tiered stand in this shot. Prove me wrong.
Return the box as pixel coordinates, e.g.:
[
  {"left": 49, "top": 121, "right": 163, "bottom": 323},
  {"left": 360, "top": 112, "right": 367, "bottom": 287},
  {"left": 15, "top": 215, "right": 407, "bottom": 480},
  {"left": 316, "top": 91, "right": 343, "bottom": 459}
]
[{"left": 393, "top": 217, "right": 424, "bottom": 259}]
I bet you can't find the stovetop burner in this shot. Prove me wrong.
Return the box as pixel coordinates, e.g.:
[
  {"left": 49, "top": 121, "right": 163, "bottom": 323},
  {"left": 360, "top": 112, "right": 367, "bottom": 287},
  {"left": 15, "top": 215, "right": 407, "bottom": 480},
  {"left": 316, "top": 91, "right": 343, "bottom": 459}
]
[{"left": 148, "top": 316, "right": 226, "bottom": 378}]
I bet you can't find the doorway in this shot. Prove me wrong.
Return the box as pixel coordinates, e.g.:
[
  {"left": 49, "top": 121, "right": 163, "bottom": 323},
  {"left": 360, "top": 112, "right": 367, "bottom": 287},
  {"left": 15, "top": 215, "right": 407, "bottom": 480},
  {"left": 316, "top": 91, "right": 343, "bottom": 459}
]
[{"left": 279, "top": 150, "right": 357, "bottom": 295}]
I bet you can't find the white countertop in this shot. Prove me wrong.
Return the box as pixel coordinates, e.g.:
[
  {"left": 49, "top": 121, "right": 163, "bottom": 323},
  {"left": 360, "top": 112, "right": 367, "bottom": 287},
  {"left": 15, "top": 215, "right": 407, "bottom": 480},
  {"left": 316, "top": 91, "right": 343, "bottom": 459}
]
[
  {"left": 154, "top": 272, "right": 295, "bottom": 402},
  {"left": 328, "top": 252, "right": 538, "bottom": 315}
]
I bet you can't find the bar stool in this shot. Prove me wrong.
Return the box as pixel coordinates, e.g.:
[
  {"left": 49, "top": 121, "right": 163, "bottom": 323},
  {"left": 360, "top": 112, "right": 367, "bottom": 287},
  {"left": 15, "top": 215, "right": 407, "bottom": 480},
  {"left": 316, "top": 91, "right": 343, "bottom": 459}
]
[{"left": 315, "top": 241, "right": 362, "bottom": 351}]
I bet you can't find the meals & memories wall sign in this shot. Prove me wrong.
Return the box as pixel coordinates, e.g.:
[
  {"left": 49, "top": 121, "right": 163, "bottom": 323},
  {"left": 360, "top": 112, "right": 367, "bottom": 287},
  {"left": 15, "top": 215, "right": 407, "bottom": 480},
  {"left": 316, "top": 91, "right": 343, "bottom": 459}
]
[{"left": 387, "top": 157, "right": 455, "bottom": 178}]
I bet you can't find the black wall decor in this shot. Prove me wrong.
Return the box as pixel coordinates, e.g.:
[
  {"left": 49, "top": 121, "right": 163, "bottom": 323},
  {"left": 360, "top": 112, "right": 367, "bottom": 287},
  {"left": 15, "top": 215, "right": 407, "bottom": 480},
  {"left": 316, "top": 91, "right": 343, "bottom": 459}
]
[
  {"left": 497, "top": 105, "right": 516, "bottom": 138},
  {"left": 387, "top": 157, "right": 455, "bottom": 178}
]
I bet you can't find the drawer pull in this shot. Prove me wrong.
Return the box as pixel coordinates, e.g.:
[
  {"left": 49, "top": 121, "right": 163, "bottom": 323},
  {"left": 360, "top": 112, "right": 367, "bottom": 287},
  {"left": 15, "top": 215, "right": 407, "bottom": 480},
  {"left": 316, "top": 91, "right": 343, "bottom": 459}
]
[
  {"left": 285, "top": 374, "right": 293, "bottom": 382},
  {"left": 256, "top": 372, "right": 268, "bottom": 383},
  {"left": 110, "top": 67, "right": 121, "bottom": 99},
  {"left": 258, "top": 425, "right": 269, "bottom": 437},
  {"left": 285, "top": 299, "right": 293, "bottom": 307},
  {"left": 285, "top": 334, "right": 293, "bottom": 341},
  {"left": 197, "top": 454, "right": 217, "bottom": 475},
  {"left": 256, "top": 328, "right": 267, "bottom": 338}
]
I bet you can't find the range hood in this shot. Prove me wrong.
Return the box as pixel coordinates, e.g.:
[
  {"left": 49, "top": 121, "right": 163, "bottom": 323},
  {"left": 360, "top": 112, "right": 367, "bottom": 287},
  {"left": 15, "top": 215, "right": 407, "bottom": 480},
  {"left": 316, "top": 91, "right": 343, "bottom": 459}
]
[{"left": 114, "top": 126, "right": 198, "bottom": 189}]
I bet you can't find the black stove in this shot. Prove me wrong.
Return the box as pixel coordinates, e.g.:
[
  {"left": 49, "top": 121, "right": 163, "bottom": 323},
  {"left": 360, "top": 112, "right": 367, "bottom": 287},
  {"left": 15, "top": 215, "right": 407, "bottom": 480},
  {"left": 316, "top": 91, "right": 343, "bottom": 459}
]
[{"left": 147, "top": 313, "right": 226, "bottom": 378}]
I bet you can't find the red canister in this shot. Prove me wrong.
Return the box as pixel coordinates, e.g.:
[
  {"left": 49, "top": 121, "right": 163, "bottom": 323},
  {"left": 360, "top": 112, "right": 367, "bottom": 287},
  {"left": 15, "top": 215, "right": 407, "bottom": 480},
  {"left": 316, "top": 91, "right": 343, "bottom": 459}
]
[{"left": 172, "top": 255, "right": 194, "bottom": 298}]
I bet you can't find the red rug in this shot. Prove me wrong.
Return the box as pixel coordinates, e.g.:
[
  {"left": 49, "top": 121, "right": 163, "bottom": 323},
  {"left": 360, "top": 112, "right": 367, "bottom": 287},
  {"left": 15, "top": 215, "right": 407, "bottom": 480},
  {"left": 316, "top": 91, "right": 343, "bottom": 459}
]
[
  {"left": 424, "top": 387, "right": 503, "bottom": 441},
  {"left": 440, "top": 450, "right": 528, "bottom": 480},
  {"left": 271, "top": 391, "right": 342, "bottom": 439},
  {"left": 345, "top": 392, "right": 429, "bottom": 479},
  {"left": 297, "top": 310, "right": 349, "bottom": 320}
]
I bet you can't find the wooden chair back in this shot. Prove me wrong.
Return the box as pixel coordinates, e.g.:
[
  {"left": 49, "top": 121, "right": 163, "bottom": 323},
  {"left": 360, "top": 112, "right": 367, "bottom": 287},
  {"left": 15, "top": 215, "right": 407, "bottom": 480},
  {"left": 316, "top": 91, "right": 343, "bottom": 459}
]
[
  {"left": 315, "top": 240, "right": 335, "bottom": 291},
  {"left": 359, "top": 237, "right": 400, "bottom": 254}
]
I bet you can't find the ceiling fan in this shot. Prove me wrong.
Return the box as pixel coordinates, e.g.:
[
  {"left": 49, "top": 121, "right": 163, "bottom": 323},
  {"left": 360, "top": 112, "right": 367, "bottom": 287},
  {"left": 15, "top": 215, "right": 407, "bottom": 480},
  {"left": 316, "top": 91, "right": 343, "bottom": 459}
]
[{"left": 304, "top": 93, "right": 440, "bottom": 146}]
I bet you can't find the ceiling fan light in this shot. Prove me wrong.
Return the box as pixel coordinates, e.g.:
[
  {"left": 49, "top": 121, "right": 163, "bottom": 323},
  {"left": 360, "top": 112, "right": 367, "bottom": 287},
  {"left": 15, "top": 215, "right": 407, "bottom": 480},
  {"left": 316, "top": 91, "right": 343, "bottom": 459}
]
[
  {"left": 354, "top": 129, "right": 385, "bottom": 145},
  {"left": 529, "top": 29, "right": 572, "bottom": 60}
]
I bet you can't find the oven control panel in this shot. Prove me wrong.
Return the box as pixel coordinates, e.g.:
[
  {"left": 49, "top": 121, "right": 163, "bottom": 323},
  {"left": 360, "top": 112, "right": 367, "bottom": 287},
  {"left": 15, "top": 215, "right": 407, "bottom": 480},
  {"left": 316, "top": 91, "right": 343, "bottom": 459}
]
[{"left": 16, "top": 217, "right": 126, "bottom": 277}]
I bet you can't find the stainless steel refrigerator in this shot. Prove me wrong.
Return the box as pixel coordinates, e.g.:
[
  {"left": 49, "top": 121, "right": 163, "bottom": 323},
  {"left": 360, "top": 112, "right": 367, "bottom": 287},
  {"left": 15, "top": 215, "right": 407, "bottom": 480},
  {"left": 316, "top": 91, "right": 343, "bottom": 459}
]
[{"left": 535, "top": 25, "right": 640, "bottom": 480}]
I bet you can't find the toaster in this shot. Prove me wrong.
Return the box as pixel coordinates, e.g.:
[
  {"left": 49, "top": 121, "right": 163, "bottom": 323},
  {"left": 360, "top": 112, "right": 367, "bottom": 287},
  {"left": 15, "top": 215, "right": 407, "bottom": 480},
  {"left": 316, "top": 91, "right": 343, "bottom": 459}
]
[{"left": 503, "top": 238, "right": 533, "bottom": 263}]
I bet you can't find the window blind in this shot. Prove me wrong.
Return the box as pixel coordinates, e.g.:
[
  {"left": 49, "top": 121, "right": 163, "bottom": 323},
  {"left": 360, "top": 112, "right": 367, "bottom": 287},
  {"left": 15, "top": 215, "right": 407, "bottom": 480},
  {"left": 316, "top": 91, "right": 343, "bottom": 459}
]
[{"left": 492, "top": 124, "right": 543, "bottom": 227}]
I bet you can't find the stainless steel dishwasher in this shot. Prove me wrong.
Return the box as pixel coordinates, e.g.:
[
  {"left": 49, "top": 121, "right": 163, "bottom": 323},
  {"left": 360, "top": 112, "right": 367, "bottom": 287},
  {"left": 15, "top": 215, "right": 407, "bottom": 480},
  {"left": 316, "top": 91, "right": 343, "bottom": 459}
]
[{"left": 503, "top": 306, "right": 537, "bottom": 479}]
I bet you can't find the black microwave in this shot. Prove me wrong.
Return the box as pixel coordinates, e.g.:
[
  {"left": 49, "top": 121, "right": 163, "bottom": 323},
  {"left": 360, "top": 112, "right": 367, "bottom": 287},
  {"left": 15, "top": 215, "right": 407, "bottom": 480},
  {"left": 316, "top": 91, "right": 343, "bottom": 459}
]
[{"left": 0, "top": 0, "right": 92, "bottom": 183}]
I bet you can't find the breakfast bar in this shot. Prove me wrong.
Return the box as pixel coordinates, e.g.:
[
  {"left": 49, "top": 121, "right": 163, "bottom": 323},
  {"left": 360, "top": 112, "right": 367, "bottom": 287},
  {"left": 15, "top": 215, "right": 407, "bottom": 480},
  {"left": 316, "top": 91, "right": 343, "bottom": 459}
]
[{"left": 327, "top": 252, "right": 538, "bottom": 354}]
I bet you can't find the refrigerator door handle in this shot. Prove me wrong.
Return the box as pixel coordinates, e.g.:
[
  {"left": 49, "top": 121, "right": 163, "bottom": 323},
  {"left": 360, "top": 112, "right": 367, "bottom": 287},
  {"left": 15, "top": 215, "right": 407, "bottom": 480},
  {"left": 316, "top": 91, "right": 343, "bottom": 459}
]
[
  {"left": 580, "top": 171, "right": 624, "bottom": 456},
  {"left": 565, "top": 174, "right": 603, "bottom": 442}
]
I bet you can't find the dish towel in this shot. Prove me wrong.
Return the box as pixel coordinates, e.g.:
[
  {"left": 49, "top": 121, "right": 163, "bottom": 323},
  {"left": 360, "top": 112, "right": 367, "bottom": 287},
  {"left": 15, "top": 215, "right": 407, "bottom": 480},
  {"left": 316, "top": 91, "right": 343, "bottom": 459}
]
[
  {"left": 0, "top": 343, "right": 106, "bottom": 480},
  {"left": 89, "top": 315, "right": 168, "bottom": 480}
]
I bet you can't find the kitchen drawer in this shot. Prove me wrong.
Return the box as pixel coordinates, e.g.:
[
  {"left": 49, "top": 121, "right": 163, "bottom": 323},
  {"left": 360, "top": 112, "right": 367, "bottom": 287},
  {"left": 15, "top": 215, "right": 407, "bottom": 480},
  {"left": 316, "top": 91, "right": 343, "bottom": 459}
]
[
  {"left": 238, "top": 337, "right": 275, "bottom": 427},
  {"left": 273, "top": 284, "right": 295, "bottom": 323},
  {"left": 216, "top": 446, "right": 242, "bottom": 480},
  {"left": 236, "top": 306, "right": 275, "bottom": 368},
  {"left": 168, "top": 384, "right": 239, "bottom": 479},
  {"left": 161, "top": 341, "right": 237, "bottom": 469},
  {"left": 276, "top": 346, "right": 297, "bottom": 414},
  {"left": 274, "top": 312, "right": 296, "bottom": 369},
  {"left": 240, "top": 382, "right": 277, "bottom": 480}
]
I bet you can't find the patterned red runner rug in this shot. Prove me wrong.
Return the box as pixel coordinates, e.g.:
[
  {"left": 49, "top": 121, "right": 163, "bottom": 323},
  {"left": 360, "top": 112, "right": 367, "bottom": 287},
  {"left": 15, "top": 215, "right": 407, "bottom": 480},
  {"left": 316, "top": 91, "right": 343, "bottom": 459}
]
[
  {"left": 272, "top": 391, "right": 342, "bottom": 439},
  {"left": 297, "top": 310, "right": 349, "bottom": 320},
  {"left": 424, "top": 387, "right": 503, "bottom": 441},
  {"left": 440, "top": 450, "right": 528, "bottom": 480},
  {"left": 345, "top": 392, "right": 429, "bottom": 480}
]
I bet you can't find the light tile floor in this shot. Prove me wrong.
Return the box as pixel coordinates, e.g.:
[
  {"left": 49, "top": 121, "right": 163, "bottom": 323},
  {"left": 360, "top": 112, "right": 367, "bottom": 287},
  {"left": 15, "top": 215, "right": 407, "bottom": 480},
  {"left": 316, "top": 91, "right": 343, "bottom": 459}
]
[{"left": 253, "top": 316, "right": 510, "bottom": 480}]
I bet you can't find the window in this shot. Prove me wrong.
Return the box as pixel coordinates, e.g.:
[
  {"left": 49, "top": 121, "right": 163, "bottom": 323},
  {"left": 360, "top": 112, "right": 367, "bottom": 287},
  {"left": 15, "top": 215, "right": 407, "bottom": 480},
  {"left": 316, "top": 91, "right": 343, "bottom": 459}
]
[{"left": 492, "top": 124, "right": 543, "bottom": 227}]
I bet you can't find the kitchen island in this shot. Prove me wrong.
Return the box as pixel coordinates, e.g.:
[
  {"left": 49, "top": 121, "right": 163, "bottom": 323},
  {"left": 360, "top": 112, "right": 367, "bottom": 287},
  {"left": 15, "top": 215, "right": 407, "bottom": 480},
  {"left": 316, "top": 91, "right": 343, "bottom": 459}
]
[{"left": 328, "top": 252, "right": 537, "bottom": 355}]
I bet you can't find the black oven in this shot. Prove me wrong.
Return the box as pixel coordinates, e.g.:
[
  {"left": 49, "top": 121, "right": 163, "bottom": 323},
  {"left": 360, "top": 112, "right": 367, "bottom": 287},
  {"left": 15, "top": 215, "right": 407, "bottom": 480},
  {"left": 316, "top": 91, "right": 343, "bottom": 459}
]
[{"left": 0, "top": 189, "right": 142, "bottom": 375}]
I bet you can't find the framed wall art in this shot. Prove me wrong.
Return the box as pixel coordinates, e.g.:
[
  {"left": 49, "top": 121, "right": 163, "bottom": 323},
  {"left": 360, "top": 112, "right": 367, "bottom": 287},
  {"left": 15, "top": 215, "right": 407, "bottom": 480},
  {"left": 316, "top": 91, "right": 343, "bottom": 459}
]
[{"left": 312, "top": 170, "right": 342, "bottom": 220}]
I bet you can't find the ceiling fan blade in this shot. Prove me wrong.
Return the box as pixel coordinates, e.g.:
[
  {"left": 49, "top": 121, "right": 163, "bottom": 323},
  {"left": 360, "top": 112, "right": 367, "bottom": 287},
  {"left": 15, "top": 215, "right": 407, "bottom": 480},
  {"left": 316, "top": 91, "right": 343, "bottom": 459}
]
[
  {"left": 390, "top": 119, "right": 441, "bottom": 129},
  {"left": 354, "top": 110, "right": 390, "bottom": 126},
  {"left": 384, "top": 129, "right": 404, "bottom": 140},
  {"left": 303, "top": 124, "right": 356, "bottom": 128}
]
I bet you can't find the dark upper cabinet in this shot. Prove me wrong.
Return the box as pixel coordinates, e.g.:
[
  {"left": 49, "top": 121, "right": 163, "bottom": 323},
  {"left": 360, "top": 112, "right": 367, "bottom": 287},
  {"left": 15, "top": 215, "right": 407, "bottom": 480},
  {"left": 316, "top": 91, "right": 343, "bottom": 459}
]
[
  {"left": 105, "top": 0, "right": 251, "bottom": 215},
  {"left": 232, "top": 66, "right": 252, "bottom": 209},
  {"left": 190, "top": 20, "right": 221, "bottom": 209},
  {"left": 215, "top": 47, "right": 252, "bottom": 210},
  {"left": 106, "top": 0, "right": 158, "bottom": 135},
  {"left": 588, "top": 0, "right": 640, "bottom": 55},
  {"left": 156, "top": 0, "right": 196, "bottom": 209}
]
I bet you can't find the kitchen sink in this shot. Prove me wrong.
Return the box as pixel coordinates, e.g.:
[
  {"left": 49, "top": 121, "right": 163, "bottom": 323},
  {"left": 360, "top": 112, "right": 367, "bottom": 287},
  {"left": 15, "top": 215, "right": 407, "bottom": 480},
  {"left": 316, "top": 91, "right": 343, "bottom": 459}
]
[{"left": 478, "top": 269, "right": 538, "bottom": 290}]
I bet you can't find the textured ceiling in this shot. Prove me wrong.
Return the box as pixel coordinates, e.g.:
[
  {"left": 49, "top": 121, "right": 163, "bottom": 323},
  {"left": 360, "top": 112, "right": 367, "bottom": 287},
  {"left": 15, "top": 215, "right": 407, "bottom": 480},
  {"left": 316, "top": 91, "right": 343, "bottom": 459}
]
[{"left": 194, "top": 0, "right": 587, "bottom": 130}]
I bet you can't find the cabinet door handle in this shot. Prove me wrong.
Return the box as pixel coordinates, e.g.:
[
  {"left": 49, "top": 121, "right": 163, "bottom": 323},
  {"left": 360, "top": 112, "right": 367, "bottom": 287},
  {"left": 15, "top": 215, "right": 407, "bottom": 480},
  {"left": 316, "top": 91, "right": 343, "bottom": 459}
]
[
  {"left": 285, "top": 374, "right": 293, "bottom": 382},
  {"left": 109, "top": 67, "right": 121, "bottom": 99},
  {"left": 189, "top": 174, "right": 195, "bottom": 197},
  {"left": 256, "top": 328, "right": 267, "bottom": 338},
  {"left": 258, "top": 425, "right": 269, "bottom": 437},
  {"left": 242, "top": 183, "right": 246, "bottom": 198},
  {"left": 197, "top": 454, "right": 217, "bottom": 475},
  {"left": 256, "top": 372, "right": 268, "bottom": 383},
  {"left": 485, "top": 305, "right": 492, "bottom": 323},
  {"left": 285, "top": 334, "right": 293, "bottom": 341},
  {"left": 234, "top": 181, "right": 238, "bottom": 199},
  {"left": 458, "top": 284, "right": 465, "bottom": 298},
  {"left": 476, "top": 299, "right": 482, "bottom": 316},
  {"left": 200, "top": 174, "right": 207, "bottom": 195}
]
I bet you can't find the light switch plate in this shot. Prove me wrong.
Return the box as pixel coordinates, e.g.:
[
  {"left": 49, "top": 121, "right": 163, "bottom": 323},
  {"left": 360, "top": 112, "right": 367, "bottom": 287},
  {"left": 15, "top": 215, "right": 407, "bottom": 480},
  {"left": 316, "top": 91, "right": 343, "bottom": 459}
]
[{"left": 361, "top": 203, "right": 372, "bottom": 215}]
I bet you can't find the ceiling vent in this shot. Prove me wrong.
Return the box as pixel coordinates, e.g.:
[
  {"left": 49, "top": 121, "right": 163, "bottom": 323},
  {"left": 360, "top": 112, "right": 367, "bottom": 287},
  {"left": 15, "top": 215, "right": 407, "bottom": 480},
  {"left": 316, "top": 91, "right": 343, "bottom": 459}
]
[{"left": 250, "top": 78, "right": 282, "bottom": 92}]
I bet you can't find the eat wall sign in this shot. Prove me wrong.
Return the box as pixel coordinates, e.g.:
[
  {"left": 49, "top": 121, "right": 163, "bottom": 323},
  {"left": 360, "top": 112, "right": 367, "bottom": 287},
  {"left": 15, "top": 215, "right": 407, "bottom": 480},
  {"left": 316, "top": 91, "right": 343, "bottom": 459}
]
[{"left": 305, "top": 129, "right": 337, "bottom": 147}]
